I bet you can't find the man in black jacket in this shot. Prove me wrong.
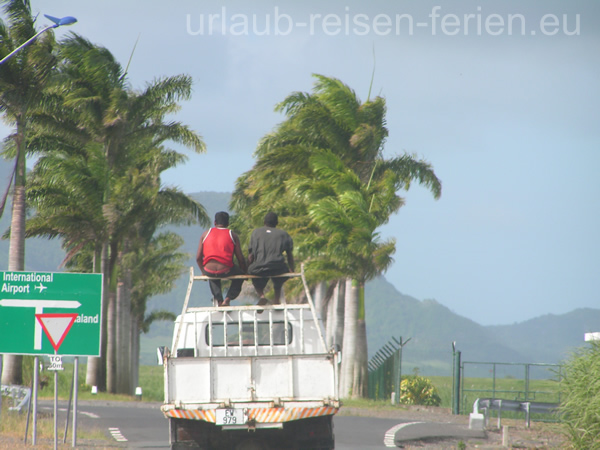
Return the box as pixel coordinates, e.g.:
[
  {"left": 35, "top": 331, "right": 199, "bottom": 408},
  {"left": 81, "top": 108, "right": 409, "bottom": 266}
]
[{"left": 247, "top": 212, "right": 295, "bottom": 305}]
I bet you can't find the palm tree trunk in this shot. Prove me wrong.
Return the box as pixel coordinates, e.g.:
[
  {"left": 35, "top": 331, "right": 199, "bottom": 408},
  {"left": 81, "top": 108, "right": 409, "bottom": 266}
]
[
  {"left": 326, "top": 280, "right": 345, "bottom": 349},
  {"left": 335, "top": 280, "right": 345, "bottom": 349},
  {"left": 86, "top": 245, "right": 105, "bottom": 388},
  {"left": 116, "top": 242, "right": 132, "bottom": 394},
  {"left": 116, "top": 247, "right": 125, "bottom": 393},
  {"left": 0, "top": 355, "right": 22, "bottom": 385},
  {"left": 85, "top": 355, "right": 102, "bottom": 388},
  {"left": 131, "top": 317, "right": 140, "bottom": 394},
  {"left": 340, "top": 278, "right": 358, "bottom": 398},
  {"left": 354, "top": 318, "right": 369, "bottom": 398},
  {"left": 116, "top": 278, "right": 125, "bottom": 392},
  {"left": 325, "top": 282, "right": 336, "bottom": 347},
  {"left": 106, "top": 240, "right": 119, "bottom": 393},
  {"left": 8, "top": 153, "right": 26, "bottom": 269},
  {"left": 1, "top": 117, "right": 27, "bottom": 385},
  {"left": 106, "top": 288, "right": 117, "bottom": 393},
  {"left": 314, "top": 281, "right": 327, "bottom": 320},
  {"left": 353, "top": 283, "right": 368, "bottom": 398},
  {"left": 124, "top": 259, "right": 133, "bottom": 394}
]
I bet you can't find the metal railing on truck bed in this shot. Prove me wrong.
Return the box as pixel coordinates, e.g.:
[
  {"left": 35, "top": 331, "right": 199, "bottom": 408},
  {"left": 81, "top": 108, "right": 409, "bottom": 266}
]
[
  {"left": 171, "top": 266, "right": 328, "bottom": 356},
  {"left": 175, "top": 304, "right": 327, "bottom": 357}
]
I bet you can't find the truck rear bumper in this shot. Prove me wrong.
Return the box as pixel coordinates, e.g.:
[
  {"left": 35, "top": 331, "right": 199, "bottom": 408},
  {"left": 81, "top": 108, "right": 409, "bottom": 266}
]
[
  {"left": 161, "top": 404, "right": 339, "bottom": 424},
  {"left": 168, "top": 413, "right": 335, "bottom": 449}
]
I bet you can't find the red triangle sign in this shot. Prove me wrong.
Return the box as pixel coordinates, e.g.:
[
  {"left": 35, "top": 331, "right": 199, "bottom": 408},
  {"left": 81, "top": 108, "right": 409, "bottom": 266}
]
[{"left": 35, "top": 313, "right": 78, "bottom": 353}]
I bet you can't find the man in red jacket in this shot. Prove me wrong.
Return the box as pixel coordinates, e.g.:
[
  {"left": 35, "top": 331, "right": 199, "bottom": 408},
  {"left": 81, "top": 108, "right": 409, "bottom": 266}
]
[{"left": 196, "top": 211, "right": 247, "bottom": 306}]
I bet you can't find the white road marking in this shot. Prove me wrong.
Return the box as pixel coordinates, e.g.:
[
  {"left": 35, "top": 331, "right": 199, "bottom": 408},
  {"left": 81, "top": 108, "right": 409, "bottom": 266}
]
[
  {"left": 54, "top": 407, "right": 99, "bottom": 418},
  {"left": 109, "top": 427, "right": 128, "bottom": 442},
  {"left": 384, "top": 421, "right": 425, "bottom": 447}
]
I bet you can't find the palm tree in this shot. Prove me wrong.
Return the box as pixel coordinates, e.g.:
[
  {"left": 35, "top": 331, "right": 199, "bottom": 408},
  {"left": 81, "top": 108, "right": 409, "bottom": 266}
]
[
  {"left": 232, "top": 74, "right": 441, "bottom": 244},
  {"left": 26, "top": 35, "right": 206, "bottom": 391},
  {"left": 232, "top": 74, "right": 442, "bottom": 397},
  {"left": 27, "top": 137, "right": 207, "bottom": 393},
  {"left": 27, "top": 140, "right": 207, "bottom": 390},
  {"left": 0, "top": 0, "right": 56, "bottom": 385},
  {"left": 26, "top": 137, "right": 110, "bottom": 384},
  {"left": 289, "top": 150, "right": 397, "bottom": 396},
  {"left": 106, "top": 138, "right": 208, "bottom": 393},
  {"left": 129, "top": 231, "right": 187, "bottom": 389}
]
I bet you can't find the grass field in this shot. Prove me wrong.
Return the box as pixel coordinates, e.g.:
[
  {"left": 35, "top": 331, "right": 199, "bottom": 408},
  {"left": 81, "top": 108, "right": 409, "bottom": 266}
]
[{"left": 0, "top": 399, "right": 108, "bottom": 446}]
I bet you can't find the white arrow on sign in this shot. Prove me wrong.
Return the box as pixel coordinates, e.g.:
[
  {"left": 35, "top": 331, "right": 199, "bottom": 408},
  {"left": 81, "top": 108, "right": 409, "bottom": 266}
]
[
  {"left": 0, "top": 299, "right": 81, "bottom": 308},
  {"left": 0, "top": 299, "right": 81, "bottom": 350}
]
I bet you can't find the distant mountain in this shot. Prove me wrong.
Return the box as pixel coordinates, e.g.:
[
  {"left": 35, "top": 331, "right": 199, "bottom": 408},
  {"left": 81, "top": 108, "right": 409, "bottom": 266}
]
[
  {"left": 488, "top": 309, "right": 600, "bottom": 363},
  {"left": 365, "top": 276, "right": 531, "bottom": 374},
  {"left": 365, "top": 276, "right": 600, "bottom": 375}
]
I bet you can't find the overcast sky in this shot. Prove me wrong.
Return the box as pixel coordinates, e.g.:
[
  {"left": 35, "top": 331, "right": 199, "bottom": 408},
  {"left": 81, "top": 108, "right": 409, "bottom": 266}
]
[{"left": 7, "top": 1, "right": 599, "bottom": 326}]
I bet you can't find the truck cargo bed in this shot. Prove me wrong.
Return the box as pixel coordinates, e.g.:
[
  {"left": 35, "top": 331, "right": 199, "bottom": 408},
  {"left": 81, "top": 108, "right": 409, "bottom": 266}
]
[{"left": 160, "top": 267, "right": 340, "bottom": 431}]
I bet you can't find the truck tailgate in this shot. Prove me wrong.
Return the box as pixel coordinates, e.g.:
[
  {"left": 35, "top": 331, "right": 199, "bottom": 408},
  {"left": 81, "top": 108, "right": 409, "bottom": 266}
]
[{"left": 166, "top": 354, "right": 336, "bottom": 404}]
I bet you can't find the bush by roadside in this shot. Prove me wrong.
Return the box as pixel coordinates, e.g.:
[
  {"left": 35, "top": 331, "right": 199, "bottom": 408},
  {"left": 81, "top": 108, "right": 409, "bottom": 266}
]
[{"left": 559, "top": 340, "right": 600, "bottom": 449}]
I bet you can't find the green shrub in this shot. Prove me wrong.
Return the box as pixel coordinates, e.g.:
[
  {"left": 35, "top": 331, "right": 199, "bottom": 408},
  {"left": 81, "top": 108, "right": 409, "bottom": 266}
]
[
  {"left": 559, "top": 341, "right": 600, "bottom": 449},
  {"left": 399, "top": 375, "right": 441, "bottom": 406}
]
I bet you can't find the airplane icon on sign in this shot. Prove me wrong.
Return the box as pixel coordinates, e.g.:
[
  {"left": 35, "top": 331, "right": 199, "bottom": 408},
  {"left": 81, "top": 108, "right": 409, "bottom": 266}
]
[{"left": 34, "top": 283, "right": 47, "bottom": 293}]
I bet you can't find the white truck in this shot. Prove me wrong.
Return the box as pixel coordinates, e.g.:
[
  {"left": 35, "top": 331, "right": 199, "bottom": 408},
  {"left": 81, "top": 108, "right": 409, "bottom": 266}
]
[{"left": 159, "top": 268, "right": 340, "bottom": 450}]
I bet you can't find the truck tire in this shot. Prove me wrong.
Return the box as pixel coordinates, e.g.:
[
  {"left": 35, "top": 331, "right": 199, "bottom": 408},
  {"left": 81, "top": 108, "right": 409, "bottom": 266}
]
[
  {"left": 171, "top": 444, "right": 200, "bottom": 450},
  {"left": 169, "top": 418, "right": 211, "bottom": 449},
  {"left": 287, "top": 415, "right": 335, "bottom": 450},
  {"left": 234, "top": 438, "right": 271, "bottom": 450}
]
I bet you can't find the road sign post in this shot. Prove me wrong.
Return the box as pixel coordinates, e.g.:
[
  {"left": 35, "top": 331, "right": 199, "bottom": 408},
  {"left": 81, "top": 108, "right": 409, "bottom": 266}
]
[{"left": 0, "top": 271, "right": 102, "bottom": 356}]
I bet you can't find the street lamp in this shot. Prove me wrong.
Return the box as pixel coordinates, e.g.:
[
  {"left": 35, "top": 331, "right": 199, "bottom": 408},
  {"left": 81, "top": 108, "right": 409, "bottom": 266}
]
[{"left": 0, "top": 14, "right": 77, "bottom": 65}]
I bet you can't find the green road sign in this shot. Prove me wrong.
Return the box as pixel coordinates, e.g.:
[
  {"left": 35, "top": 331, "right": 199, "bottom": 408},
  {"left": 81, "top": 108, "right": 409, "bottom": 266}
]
[{"left": 0, "top": 271, "right": 102, "bottom": 356}]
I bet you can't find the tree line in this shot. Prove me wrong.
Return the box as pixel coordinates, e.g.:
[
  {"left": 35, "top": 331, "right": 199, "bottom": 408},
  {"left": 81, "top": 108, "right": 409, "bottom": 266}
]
[
  {"left": 0, "top": 0, "right": 441, "bottom": 398},
  {"left": 0, "top": 0, "right": 208, "bottom": 393}
]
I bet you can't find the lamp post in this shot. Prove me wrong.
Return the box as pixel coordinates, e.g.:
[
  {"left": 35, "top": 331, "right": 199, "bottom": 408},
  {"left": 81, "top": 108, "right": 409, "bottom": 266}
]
[
  {"left": 0, "top": 14, "right": 77, "bottom": 65},
  {"left": 452, "top": 341, "right": 461, "bottom": 415}
]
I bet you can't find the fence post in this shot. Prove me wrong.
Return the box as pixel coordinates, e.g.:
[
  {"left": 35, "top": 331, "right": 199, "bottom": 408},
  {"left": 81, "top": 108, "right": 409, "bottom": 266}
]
[
  {"left": 525, "top": 364, "right": 530, "bottom": 401},
  {"left": 393, "top": 336, "right": 410, "bottom": 405},
  {"left": 492, "top": 363, "right": 497, "bottom": 399},
  {"left": 396, "top": 342, "right": 403, "bottom": 405},
  {"left": 392, "top": 336, "right": 402, "bottom": 405},
  {"left": 452, "top": 350, "right": 461, "bottom": 414}
]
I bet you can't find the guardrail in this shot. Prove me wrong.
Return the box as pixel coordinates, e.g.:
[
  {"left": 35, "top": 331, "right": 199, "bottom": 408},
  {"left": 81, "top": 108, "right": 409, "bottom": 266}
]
[
  {"left": 471, "top": 397, "right": 560, "bottom": 428},
  {"left": 459, "top": 360, "right": 562, "bottom": 416},
  {"left": 1, "top": 384, "right": 31, "bottom": 413}
]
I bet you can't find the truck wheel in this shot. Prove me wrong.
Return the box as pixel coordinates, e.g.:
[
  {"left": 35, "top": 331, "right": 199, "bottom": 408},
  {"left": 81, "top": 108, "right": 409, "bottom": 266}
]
[
  {"left": 169, "top": 418, "right": 177, "bottom": 446},
  {"left": 234, "top": 438, "right": 271, "bottom": 450}
]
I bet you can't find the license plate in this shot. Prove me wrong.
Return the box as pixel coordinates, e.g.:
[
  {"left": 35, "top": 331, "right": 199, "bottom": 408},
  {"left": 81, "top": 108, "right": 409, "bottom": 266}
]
[{"left": 216, "top": 408, "right": 247, "bottom": 425}]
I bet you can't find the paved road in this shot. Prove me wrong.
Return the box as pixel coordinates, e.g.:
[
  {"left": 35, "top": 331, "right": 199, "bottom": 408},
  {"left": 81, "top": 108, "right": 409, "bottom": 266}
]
[
  {"left": 39, "top": 400, "right": 483, "bottom": 448},
  {"left": 40, "top": 400, "right": 167, "bottom": 448},
  {"left": 335, "top": 415, "right": 404, "bottom": 449}
]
